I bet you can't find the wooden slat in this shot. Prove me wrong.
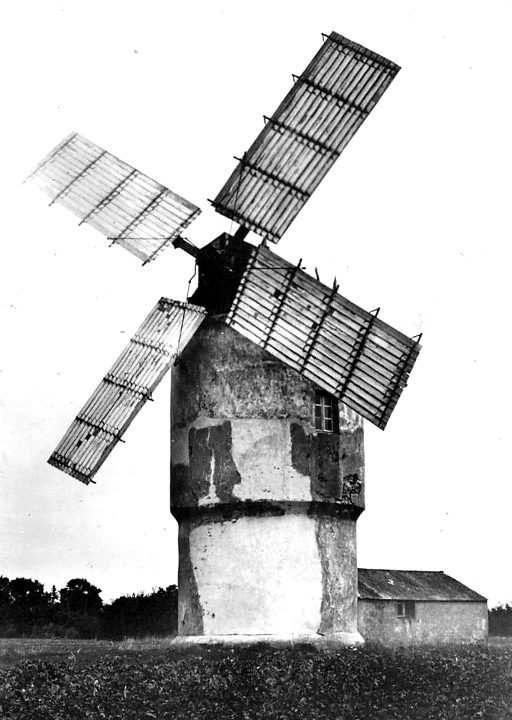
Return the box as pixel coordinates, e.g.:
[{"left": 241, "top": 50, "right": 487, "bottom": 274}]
[
  {"left": 213, "top": 31, "right": 400, "bottom": 243},
  {"left": 48, "top": 299, "right": 206, "bottom": 484},
  {"left": 227, "top": 246, "right": 421, "bottom": 429},
  {"left": 27, "top": 133, "right": 201, "bottom": 264}
]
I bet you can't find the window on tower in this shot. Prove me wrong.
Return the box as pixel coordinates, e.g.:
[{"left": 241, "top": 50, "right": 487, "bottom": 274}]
[{"left": 314, "top": 391, "right": 338, "bottom": 433}]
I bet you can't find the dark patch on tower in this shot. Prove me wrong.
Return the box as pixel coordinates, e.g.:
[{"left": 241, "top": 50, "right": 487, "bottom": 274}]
[
  {"left": 290, "top": 422, "right": 342, "bottom": 502},
  {"left": 177, "top": 522, "right": 204, "bottom": 635},
  {"left": 311, "top": 432, "right": 342, "bottom": 501},
  {"left": 189, "top": 422, "right": 241, "bottom": 503},
  {"left": 170, "top": 464, "right": 194, "bottom": 508},
  {"left": 340, "top": 426, "right": 365, "bottom": 507},
  {"left": 290, "top": 422, "right": 312, "bottom": 476},
  {"left": 314, "top": 515, "right": 357, "bottom": 635}
]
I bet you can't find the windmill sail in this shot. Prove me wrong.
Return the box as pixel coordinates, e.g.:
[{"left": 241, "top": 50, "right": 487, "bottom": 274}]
[
  {"left": 227, "top": 246, "right": 420, "bottom": 429},
  {"left": 48, "top": 299, "right": 206, "bottom": 484},
  {"left": 212, "top": 32, "right": 400, "bottom": 243},
  {"left": 26, "top": 133, "right": 201, "bottom": 264}
]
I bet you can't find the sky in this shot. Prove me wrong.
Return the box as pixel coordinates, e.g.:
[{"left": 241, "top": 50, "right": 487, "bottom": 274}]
[{"left": 1, "top": 0, "right": 511, "bottom": 606}]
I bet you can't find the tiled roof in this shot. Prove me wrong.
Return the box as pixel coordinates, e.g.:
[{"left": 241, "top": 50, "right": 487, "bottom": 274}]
[{"left": 358, "top": 569, "right": 487, "bottom": 602}]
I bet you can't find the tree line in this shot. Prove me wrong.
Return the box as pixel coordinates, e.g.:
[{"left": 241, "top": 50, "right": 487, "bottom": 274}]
[
  {"left": 2, "top": 575, "right": 511, "bottom": 638},
  {"left": 0, "top": 576, "right": 177, "bottom": 639},
  {"left": 488, "top": 603, "right": 512, "bottom": 637}
]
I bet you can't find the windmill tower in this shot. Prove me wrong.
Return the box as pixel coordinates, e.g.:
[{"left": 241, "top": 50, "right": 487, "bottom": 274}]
[{"left": 27, "top": 32, "right": 421, "bottom": 644}]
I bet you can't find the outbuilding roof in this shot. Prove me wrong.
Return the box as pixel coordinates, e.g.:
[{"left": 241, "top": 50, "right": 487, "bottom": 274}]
[{"left": 358, "top": 569, "right": 487, "bottom": 603}]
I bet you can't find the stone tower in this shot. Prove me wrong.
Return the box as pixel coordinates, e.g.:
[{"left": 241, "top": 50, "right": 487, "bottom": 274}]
[{"left": 170, "top": 235, "right": 365, "bottom": 643}]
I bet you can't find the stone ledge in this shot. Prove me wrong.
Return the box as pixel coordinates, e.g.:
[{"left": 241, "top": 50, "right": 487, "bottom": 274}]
[{"left": 171, "top": 632, "right": 364, "bottom": 647}]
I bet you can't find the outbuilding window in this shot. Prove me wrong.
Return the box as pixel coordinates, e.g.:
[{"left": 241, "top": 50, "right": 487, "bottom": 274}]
[
  {"left": 397, "top": 601, "right": 415, "bottom": 619},
  {"left": 314, "top": 391, "right": 338, "bottom": 433}
]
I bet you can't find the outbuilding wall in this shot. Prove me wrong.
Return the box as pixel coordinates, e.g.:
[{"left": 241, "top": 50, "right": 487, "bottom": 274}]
[{"left": 358, "top": 599, "right": 488, "bottom": 644}]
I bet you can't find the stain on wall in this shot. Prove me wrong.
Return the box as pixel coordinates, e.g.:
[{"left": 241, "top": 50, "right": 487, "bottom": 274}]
[
  {"left": 289, "top": 422, "right": 311, "bottom": 476},
  {"left": 189, "top": 422, "right": 241, "bottom": 503},
  {"left": 177, "top": 521, "right": 204, "bottom": 635},
  {"left": 312, "top": 432, "right": 343, "bottom": 501},
  {"left": 315, "top": 515, "right": 358, "bottom": 635},
  {"left": 290, "top": 422, "right": 364, "bottom": 508},
  {"left": 171, "top": 421, "right": 242, "bottom": 508},
  {"left": 339, "top": 427, "right": 364, "bottom": 505},
  {"left": 170, "top": 463, "right": 196, "bottom": 508}
]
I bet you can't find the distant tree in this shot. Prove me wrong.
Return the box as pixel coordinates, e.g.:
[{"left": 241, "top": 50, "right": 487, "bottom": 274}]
[
  {"left": 60, "top": 578, "right": 103, "bottom": 614},
  {"left": 49, "top": 585, "right": 59, "bottom": 605},
  {"left": 0, "top": 576, "right": 178, "bottom": 639},
  {"left": 0, "top": 577, "right": 10, "bottom": 605},
  {"left": 9, "top": 578, "right": 47, "bottom": 607},
  {"left": 0, "top": 577, "right": 13, "bottom": 631},
  {"left": 489, "top": 603, "right": 512, "bottom": 636},
  {"left": 1, "top": 578, "right": 49, "bottom": 635},
  {"left": 103, "top": 585, "right": 177, "bottom": 639}
]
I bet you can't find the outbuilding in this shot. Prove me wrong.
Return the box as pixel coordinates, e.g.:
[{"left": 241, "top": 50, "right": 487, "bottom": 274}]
[{"left": 357, "top": 569, "right": 488, "bottom": 644}]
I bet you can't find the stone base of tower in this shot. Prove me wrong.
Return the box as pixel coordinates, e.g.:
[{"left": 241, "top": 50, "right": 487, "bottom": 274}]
[{"left": 172, "top": 504, "right": 362, "bottom": 640}]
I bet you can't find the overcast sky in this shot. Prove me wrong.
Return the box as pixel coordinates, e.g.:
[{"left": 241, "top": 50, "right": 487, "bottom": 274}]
[{"left": 1, "top": 0, "right": 511, "bottom": 606}]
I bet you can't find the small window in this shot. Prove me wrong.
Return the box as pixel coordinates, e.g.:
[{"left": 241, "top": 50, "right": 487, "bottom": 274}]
[
  {"left": 397, "top": 601, "right": 415, "bottom": 619},
  {"left": 314, "top": 391, "right": 338, "bottom": 433}
]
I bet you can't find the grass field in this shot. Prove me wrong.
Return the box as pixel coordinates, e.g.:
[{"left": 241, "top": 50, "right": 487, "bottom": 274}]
[
  {"left": 0, "top": 637, "right": 171, "bottom": 670},
  {"left": 1, "top": 637, "right": 511, "bottom": 719}
]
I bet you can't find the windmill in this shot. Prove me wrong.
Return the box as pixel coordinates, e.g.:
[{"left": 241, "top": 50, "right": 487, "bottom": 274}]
[{"left": 27, "top": 32, "right": 421, "bottom": 643}]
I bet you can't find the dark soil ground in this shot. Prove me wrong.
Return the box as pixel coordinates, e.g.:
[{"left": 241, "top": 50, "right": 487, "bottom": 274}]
[{"left": 1, "top": 639, "right": 511, "bottom": 719}]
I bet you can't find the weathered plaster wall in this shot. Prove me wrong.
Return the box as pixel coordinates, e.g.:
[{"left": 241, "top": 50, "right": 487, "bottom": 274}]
[
  {"left": 171, "top": 317, "right": 314, "bottom": 425},
  {"left": 316, "top": 516, "right": 358, "bottom": 635},
  {"left": 171, "top": 316, "right": 365, "bottom": 639},
  {"left": 358, "top": 600, "right": 488, "bottom": 644},
  {"left": 182, "top": 513, "right": 323, "bottom": 635}
]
